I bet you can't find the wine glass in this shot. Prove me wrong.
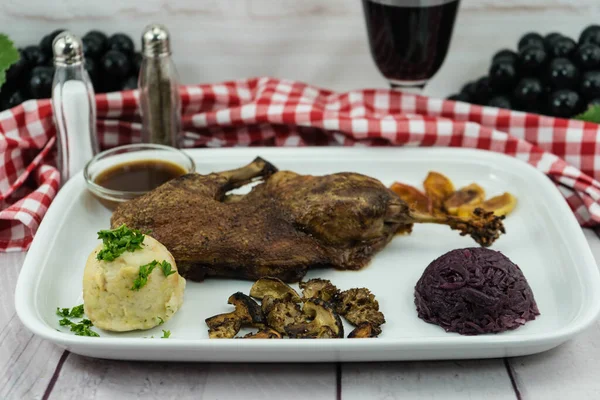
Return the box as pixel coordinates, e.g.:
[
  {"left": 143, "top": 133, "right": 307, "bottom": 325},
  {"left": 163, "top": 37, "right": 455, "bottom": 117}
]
[{"left": 361, "top": 0, "right": 462, "bottom": 93}]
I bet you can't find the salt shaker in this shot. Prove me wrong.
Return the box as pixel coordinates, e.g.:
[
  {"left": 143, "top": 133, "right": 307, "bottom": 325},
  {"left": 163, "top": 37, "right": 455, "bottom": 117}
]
[
  {"left": 52, "top": 31, "right": 99, "bottom": 185},
  {"left": 139, "top": 23, "right": 182, "bottom": 147}
]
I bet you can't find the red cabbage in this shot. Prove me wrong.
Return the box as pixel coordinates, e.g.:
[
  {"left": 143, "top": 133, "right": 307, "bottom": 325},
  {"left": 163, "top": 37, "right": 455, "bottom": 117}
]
[{"left": 414, "top": 247, "right": 539, "bottom": 335}]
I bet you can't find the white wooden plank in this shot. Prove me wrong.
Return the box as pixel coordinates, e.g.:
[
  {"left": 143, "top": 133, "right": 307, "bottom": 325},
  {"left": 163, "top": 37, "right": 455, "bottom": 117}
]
[
  {"left": 341, "top": 360, "right": 515, "bottom": 400},
  {"left": 0, "top": 7, "right": 598, "bottom": 94},
  {"left": 506, "top": 229, "right": 600, "bottom": 400},
  {"left": 48, "top": 357, "right": 337, "bottom": 400},
  {"left": 0, "top": 252, "right": 64, "bottom": 400}
]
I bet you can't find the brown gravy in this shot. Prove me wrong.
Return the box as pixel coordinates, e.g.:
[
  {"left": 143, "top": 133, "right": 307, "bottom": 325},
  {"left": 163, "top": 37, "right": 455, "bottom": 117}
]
[{"left": 95, "top": 159, "right": 187, "bottom": 192}]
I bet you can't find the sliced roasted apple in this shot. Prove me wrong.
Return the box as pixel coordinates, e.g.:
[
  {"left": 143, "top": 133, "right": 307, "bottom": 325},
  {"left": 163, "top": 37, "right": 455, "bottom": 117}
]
[
  {"left": 390, "top": 182, "right": 432, "bottom": 214},
  {"left": 444, "top": 183, "right": 486, "bottom": 215},
  {"left": 423, "top": 172, "right": 455, "bottom": 211},
  {"left": 457, "top": 192, "right": 517, "bottom": 218}
]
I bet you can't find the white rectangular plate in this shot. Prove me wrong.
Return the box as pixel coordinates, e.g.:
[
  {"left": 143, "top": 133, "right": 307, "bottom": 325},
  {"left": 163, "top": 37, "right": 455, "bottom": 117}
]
[{"left": 15, "top": 147, "right": 600, "bottom": 362}]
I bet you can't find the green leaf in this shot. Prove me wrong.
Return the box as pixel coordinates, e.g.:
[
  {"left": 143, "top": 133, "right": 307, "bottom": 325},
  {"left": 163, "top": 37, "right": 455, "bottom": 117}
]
[
  {"left": 574, "top": 105, "right": 600, "bottom": 124},
  {"left": 0, "top": 34, "right": 19, "bottom": 90},
  {"left": 161, "top": 330, "right": 171, "bottom": 339}
]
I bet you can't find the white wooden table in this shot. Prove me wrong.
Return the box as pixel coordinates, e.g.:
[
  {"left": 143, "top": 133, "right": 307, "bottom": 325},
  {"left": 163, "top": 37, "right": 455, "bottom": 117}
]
[{"left": 3, "top": 1, "right": 600, "bottom": 399}]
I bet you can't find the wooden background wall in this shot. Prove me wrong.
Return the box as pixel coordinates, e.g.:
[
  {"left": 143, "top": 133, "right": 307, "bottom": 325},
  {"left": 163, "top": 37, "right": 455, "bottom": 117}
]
[{"left": 1, "top": 0, "right": 599, "bottom": 94}]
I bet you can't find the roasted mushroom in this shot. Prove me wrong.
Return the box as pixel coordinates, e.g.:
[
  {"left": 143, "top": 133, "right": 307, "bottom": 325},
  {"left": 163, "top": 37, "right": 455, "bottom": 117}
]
[
  {"left": 261, "top": 294, "right": 278, "bottom": 316},
  {"left": 205, "top": 292, "right": 264, "bottom": 339},
  {"left": 286, "top": 299, "right": 344, "bottom": 338},
  {"left": 299, "top": 278, "right": 340, "bottom": 303},
  {"left": 204, "top": 316, "right": 242, "bottom": 339},
  {"left": 242, "top": 328, "right": 282, "bottom": 339},
  {"left": 336, "top": 288, "right": 385, "bottom": 329},
  {"left": 348, "top": 322, "right": 382, "bottom": 338},
  {"left": 250, "top": 277, "right": 301, "bottom": 303},
  {"left": 266, "top": 301, "right": 305, "bottom": 334}
]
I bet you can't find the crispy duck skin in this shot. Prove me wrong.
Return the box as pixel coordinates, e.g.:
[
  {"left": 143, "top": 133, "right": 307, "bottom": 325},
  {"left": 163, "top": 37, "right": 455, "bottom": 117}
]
[{"left": 111, "top": 157, "right": 505, "bottom": 282}]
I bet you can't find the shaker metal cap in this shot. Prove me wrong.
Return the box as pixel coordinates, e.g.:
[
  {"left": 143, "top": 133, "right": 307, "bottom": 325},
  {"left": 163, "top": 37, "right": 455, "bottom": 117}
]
[
  {"left": 53, "top": 31, "right": 84, "bottom": 66},
  {"left": 142, "top": 23, "right": 171, "bottom": 57}
]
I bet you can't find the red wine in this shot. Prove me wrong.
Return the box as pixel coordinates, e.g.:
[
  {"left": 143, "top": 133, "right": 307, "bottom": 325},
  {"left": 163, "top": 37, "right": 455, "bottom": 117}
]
[{"left": 362, "top": 0, "right": 461, "bottom": 84}]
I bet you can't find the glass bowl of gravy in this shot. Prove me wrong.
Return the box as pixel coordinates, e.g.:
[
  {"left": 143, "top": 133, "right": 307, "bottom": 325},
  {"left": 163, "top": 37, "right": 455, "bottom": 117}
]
[{"left": 84, "top": 144, "right": 195, "bottom": 210}]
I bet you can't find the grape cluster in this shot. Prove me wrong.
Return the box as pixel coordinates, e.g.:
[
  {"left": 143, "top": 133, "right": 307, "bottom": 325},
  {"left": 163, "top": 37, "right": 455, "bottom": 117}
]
[
  {"left": 1, "top": 29, "right": 141, "bottom": 111},
  {"left": 448, "top": 25, "right": 600, "bottom": 119}
]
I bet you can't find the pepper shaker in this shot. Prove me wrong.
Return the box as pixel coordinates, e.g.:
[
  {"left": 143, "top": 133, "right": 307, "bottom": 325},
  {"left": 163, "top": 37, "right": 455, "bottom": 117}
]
[
  {"left": 139, "top": 23, "right": 182, "bottom": 147},
  {"left": 52, "top": 31, "right": 99, "bottom": 186}
]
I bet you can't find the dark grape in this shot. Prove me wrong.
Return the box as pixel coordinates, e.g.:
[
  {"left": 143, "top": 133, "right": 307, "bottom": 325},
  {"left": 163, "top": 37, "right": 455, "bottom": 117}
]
[
  {"left": 132, "top": 52, "right": 143, "bottom": 75},
  {"left": 487, "top": 96, "right": 511, "bottom": 109},
  {"left": 97, "top": 76, "right": 123, "bottom": 93},
  {"left": 574, "top": 43, "right": 600, "bottom": 70},
  {"left": 492, "top": 49, "right": 518, "bottom": 65},
  {"left": 82, "top": 36, "right": 105, "bottom": 60},
  {"left": 518, "top": 32, "right": 544, "bottom": 50},
  {"left": 83, "top": 30, "right": 108, "bottom": 47},
  {"left": 84, "top": 57, "right": 98, "bottom": 82},
  {"left": 488, "top": 61, "right": 518, "bottom": 92},
  {"left": 544, "top": 32, "right": 563, "bottom": 52},
  {"left": 580, "top": 71, "right": 600, "bottom": 100},
  {"left": 473, "top": 76, "right": 494, "bottom": 104},
  {"left": 548, "top": 36, "right": 577, "bottom": 58},
  {"left": 28, "top": 66, "right": 54, "bottom": 99},
  {"left": 101, "top": 50, "right": 131, "bottom": 79},
  {"left": 548, "top": 90, "right": 582, "bottom": 118},
  {"left": 588, "top": 97, "right": 600, "bottom": 106},
  {"left": 108, "top": 33, "right": 135, "bottom": 55},
  {"left": 5, "top": 49, "right": 28, "bottom": 84},
  {"left": 22, "top": 46, "right": 47, "bottom": 68},
  {"left": 448, "top": 93, "right": 470, "bottom": 102},
  {"left": 513, "top": 78, "right": 544, "bottom": 111},
  {"left": 39, "top": 29, "right": 66, "bottom": 59},
  {"left": 518, "top": 45, "right": 547, "bottom": 74},
  {"left": 460, "top": 81, "right": 477, "bottom": 98},
  {"left": 547, "top": 58, "right": 579, "bottom": 89},
  {"left": 2, "top": 90, "right": 26, "bottom": 109},
  {"left": 579, "top": 25, "right": 600, "bottom": 46},
  {"left": 122, "top": 76, "right": 138, "bottom": 90}
]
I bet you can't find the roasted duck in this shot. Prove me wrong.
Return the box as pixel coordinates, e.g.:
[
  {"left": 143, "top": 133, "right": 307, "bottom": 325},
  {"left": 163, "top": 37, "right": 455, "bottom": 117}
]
[{"left": 111, "top": 158, "right": 504, "bottom": 282}]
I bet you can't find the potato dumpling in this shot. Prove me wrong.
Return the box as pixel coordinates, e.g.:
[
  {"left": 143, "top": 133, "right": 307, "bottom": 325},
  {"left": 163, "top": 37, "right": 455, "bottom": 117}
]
[{"left": 83, "top": 235, "right": 186, "bottom": 332}]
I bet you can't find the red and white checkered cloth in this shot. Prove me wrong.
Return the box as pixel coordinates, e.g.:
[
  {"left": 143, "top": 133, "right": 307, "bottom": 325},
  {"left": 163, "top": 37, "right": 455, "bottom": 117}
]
[{"left": 2, "top": 77, "right": 600, "bottom": 251}]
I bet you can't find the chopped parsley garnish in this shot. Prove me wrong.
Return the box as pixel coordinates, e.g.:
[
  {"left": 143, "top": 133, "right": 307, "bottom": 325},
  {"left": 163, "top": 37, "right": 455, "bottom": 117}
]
[
  {"left": 57, "top": 304, "right": 99, "bottom": 337},
  {"left": 132, "top": 260, "right": 175, "bottom": 290},
  {"left": 132, "top": 260, "right": 158, "bottom": 290},
  {"left": 56, "top": 304, "right": 84, "bottom": 318},
  {"left": 58, "top": 317, "right": 99, "bottom": 337},
  {"left": 56, "top": 308, "right": 70, "bottom": 318},
  {"left": 69, "top": 304, "right": 85, "bottom": 318},
  {"left": 157, "top": 317, "right": 164, "bottom": 325},
  {"left": 97, "top": 224, "right": 145, "bottom": 262},
  {"left": 70, "top": 319, "right": 99, "bottom": 337},
  {"left": 161, "top": 330, "right": 171, "bottom": 338},
  {"left": 159, "top": 260, "right": 176, "bottom": 277}
]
